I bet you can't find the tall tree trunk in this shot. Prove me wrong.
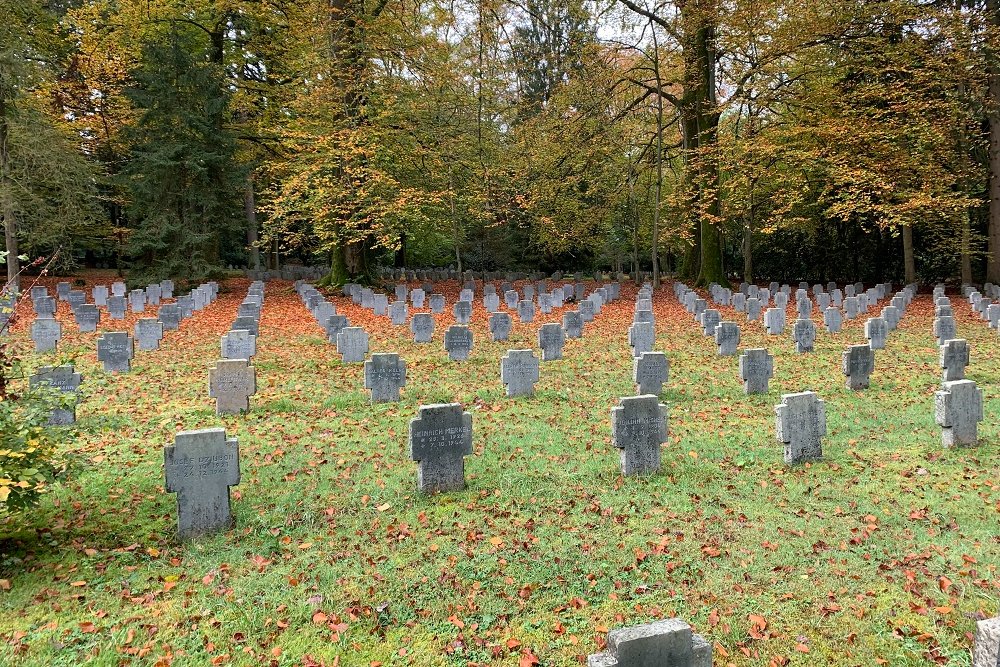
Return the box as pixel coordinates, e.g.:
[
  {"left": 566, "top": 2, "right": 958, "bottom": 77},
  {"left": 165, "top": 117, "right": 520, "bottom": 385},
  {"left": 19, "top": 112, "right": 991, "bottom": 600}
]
[
  {"left": 743, "top": 222, "right": 752, "bottom": 284},
  {"left": 450, "top": 167, "right": 462, "bottom": 273},
  {"left": 651, "top": 24, "right": 664, "bottom": 289},
  {"left": 961, "top": 211, "right": 973, "bottom": 285},
  {"left": 987, "top": 0, "right": 1000, "bottom": 283},
  {"left": 902, "top": 223, "right": 915, "bottom": 284},
  {"left": 245, "top": 178, "right": 260, "bottom": 271},
  {"left": 0, "top": 96, "right": 19, "bottom": 293}
]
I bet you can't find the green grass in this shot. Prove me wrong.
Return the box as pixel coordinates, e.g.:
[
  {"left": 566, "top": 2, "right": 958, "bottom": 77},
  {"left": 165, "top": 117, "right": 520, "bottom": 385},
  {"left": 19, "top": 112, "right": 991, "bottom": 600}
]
[{"left": 0, "top": 278, "right": 997, "bottom": 666}]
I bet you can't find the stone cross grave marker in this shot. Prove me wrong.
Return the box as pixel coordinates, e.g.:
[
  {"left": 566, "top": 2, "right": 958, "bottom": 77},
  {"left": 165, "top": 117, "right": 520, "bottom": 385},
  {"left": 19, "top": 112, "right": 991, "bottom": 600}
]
[
  {"left": 935, "top": 379, "right": 983, "bottom": 447},
  {"left": 489, "top": 313, "right": 512, "bottom": 341},
  {"left": 135, "top": 318, "right": 164, "bottom": 351},
  {"left": 395, "top": 284, "right": 408, "bottom": 301},
  {"left": 940, "top": 338, "right": 969, "bottom": 382},
  {"left": 933, "top": 316, "right": 956, "bottom": 346},
  {"left": 699, "top": 308, "right": 720, "bottom": 336},
  {"left": 31, "top": 318, "right": 61, "bottom": 353},
  {"left": 389, "top": 301, "right": 408, "bottom": 325},
  {"left": 634, "top": 309, "right": 655, "bottom": 325},
  {"left": 824, "top": 307, "right": 842, "bottom": 333},
  {"left": 844, "top": 296, "right": 859, "bottom": 319},
  {"left": 364, "top": 353, "right": 407, "bottom": 402},
  {"left": 764, "top": 307, "right": 785, "bottom": 335},
  {"left": 578, "top": 299, "right": 595, "bottom": 323},
  {"left": 97, "top": 332, "right": 133, "bottom": 372},
  {"left": 408, "top": 403, "right": 473, "bottom": 493},
  {"left": 842, "top": 344, "right": 874, "bottom": 390},
  {"left": 484, "top": 293, "right": 500, "bottom": 313},
  {"left": 453, "top": 300, "right": 472, "bottom": 324},
  {"left": 33, "top": 296, "right": 56, "bottom": 317},
  {"left": 324, "top": 314, "right": 349, "bottom": 343},
  {"left": 792, "top": 318, "right": 816, "bottom": 353},
  {"left": 146, "top": 284, "right": 161, "bottom": 306},
  {"left": 745, "top": 297, "right": 762, "bottom": 321},
  {"left": 775, "top": 391, "right": 826, "bottom": 464},
  {"left": 160, "top": 280, "right": 174, "bottom": 299},
  {"left": 864, "top": 317, "right": 887, "bottom": 350},
  {"left": 239, "top": 301, "right": 262, "bottom": 319},
  {"left": 882, "top": 305, "right": 900, "bottom": 331},
  {"left": 410, "top": 288, "right": 425, "bottom": 308},
  {"left": 164, "top": 427, "right": 240, "bottom": 540},
  {"left": 129, "top": 289, "right": 146, "bottom": 314},
  {"left": 231, "top": 316, "right": 259, "bottom": 337},
  {"left": 628, "top": 321, "right": 655, "bottom": 358},
  {"left": 429, "top": 293, "right": 445, "bottom": 314},
  {"left": 501, "top": 349, "right": 540, "bottom": 397},
  {"left": 176, "top": 295, "right": 194, "bottom": 319},
  {"left": 222, "top": 329, "right": 256, "bottom": 359},
  {"left": 796, "top": 298, "right": 812, "bottom": 319},
  {"left": 739, "top": 348, "right": 773, "bottom": 394},
  {"left": 30, "top": 365, "right": 81, "bottom": 425},
  {"left": 444, "top": 325, "right": 474, "bottom": 361},
  {"left": 971, "top": 616, "right": 1000, "bottom": 667},
  {"left": 67, "top": 290, "right": 86, "bottom": 311},
  {"left": 75, "top": 304, "right": 100, "bottom": 333},
  {"left": 538, "top": 323, "right": 565, "bottom": 361},
  {"left": 459, "top": 288, "right": 474, "bottom": 303},
  {"left": 633, "top": 352, "right": 668, "bottom": 395},
  {"left": 563, "top": 311, "right": 583, "bottom": 338},
  {"left": 504, "top": 289, "right": 519, "bottom": 309},
  {"left": 56, "top": 282, "right": 71, "bottom": 300},
  {"left": 411, "top": 313, "right": 434, "bottom": 343},
  {"left": 586, "top": 618, "right": 712, "bottom": 667},
  {"left": 158, "top": 304, "right": 181, "bottom": 330},
  {"left": 611, "top": 395, "right": 668, "bottom": 476},
  {"left": 208, "top": 358, "right": 256, "bottom": 414},
  {"left": 337, "top": 327, "right": 369, "bottom": 363},
  {"left": 111, "top": 281, "right": 126, "bottom": 297},
  {"left": 715, "top": 321, "right": 740, "bottom": 355},
  {"left": 107, "top": 296, "right": 126, "bottom": 319},
  {"left": 517, "top": 300, "right": 535, "bottom": 323},
  {"left": 373, "top": 293, "right": 388, "bottom": 316}
]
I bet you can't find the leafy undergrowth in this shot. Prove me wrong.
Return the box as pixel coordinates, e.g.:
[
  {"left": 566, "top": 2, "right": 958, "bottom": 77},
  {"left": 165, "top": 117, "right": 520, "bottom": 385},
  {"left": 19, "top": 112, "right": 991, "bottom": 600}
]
[{"left": 0, "top": 271, "right": 997, "bottom": 666}]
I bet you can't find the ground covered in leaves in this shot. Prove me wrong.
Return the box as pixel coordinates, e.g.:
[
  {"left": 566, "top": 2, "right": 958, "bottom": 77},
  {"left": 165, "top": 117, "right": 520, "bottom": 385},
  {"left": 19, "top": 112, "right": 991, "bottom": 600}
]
[{"left": 1, "top": 272, "right": 998, "bottom": 666}]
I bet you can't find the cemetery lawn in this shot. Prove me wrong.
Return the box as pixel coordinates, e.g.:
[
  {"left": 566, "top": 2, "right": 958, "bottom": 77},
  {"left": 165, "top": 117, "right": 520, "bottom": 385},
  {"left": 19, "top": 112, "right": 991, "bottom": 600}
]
[{"left": 2, "top": 274, "right": 998, "bottom": 667}]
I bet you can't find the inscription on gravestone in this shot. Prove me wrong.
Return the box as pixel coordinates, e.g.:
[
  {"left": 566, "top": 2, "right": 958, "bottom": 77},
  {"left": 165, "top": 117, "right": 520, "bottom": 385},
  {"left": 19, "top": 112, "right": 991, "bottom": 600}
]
[
  {"left": 410, "top": 313, "right": 434, "bottom": 343},
  {"left": 97, "top": 332, "right": 134, "bottom": 372},
  {"left": 489, "top": 313, "right": 512, "bottom": 342},
  {"left": 611, "top": 395, "right": 668, "bottom": 476},
  {"left": 164, "top": 428, "right": 240, "bottom": 539},
  {"left": 538, "top": 323, "right": 565, "bottom": 361},
  {"left": 222, "top": 329, "right": 256, "bottom": 359},
  {"left": 453, "top": 300, "right": 472, "bottom": 324},
  {"left": 633, "top": 352, "right": 668, "bottom": 395},
  {"left": 444, "top": 325, "right": 474, "bottom": 361},
  {"left": 337, "top": 327, "right": 369, "bottom": 363},
  {"left": 739, "top": 348, "right": 773, "bottom": 394},
  {"left": 208, "top": 358, "right": 256, "bottom": 414},
  {"left": 364, "top": 353, "right": 407, "bottom": 402},
  {"left": 500, "top": 349, "right": 540, "bottom": 397},
  {"left": 409, "top": 403, "right": 473, "bottom": 493},
  {"left": 30, "top": 365, "right": 81, "bottom": 425}
]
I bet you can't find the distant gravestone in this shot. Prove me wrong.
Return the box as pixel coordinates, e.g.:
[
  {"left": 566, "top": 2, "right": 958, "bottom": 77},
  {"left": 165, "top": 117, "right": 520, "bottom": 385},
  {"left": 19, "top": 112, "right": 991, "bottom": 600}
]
[
  {"left": 775, "top": 391, "right": 826, "bottom": 464},
  {"left": 935, "top": 379, "right": 983, "bottom": 447},
  {"left": 578, "top": 299, "right": 595, "bottom": 323},
  {"left": 33, "top": 296, "right": 56, "bottom": 317},
  {"left": 75, "top": 304, "right": 100, "bottom": 332},
  {"left": 517, "top": 300, "right": 535, "bottom": 323},
  {"left": 324, "top": 314, "right": 350, "bottom": 343},
  {"left": 563, "top": 311, "right": 583, "bottom": 338},
  {"left": 31, "top": 318, "right": 61, "bottom": 353},
  {"left": 337, "top": 327, "right": 369, "bottom": 363},
  {"left": 739, "top": 348, "right": 773, "bottom": 394},
  {"left": 459, "top": 288, "right": 474, "bottom": 303},
  {"left": 164, "top": 427, "right": 240, "bottom": 540},
  {"left": 538, "top": 323, "right": 565, "bottom": 361},
  {"left": 842, "top": 344, "right": 874, "bottom": 390},
  {"left": 373, "top": 293, "right": 388, "bottom": 316},
  {"left": 500, "top": 349, "right": 540, "bottom": 397},
  {"left": 56, "top": 282, "right": 71, "bottom": 300},
  {"left": 222, "top": 329, "right": 256, "bottom": 359},
  {"left": 30, "top": 365, "right": 81, "bottom": 425},
  {"left": 389, "top": 301, "right": 408, "bottom": 325},
  {"left": 824, "top": 307, "right": 842, "bottom": 334},
  {"left": 881, "top": 305, "right": 900, "bottom": 331},
  {"left": 933, "top": 316, "right": 956, "bottom": 346},
  {"left": 489, "top": 312, "right": 512, "bottom": 342},
  {"left": 146, "top": 284, "right": 161, "bottom": 306},
  {"left": 628, "top": 321, "right": 655, "bottom": 358},
  {"left": 864, "top": 317, "right": 887, "bottom": 350},
  {"left": 135, "top": 318, "right": 164, "bottom": 351},
  {"left": 111, "top": 281, "right": 126, "bottom": 297},
  {"left": 364, "top": 353, "right": 407, "bottom": 402},
  {"left": 409, "top": 403, "right": 473, "bottom": 493},
  {"left": 208, "top": 358, "right": 256, "bottom": 414},
  {"left": 67, "top": 290, "right": 86, "bottom": 311},
  {"left": 484, "top": 293, "right": 500, "bottom": 313},
  {"left": 107, "top": 296, "right": 127, "bottom": 319},
  {"left": 231, "top": 316, "right": 259, "bottom": 337},
  {"left": 764, "top": 307, "right": 785, "bottom": 335},
  {"left": 453, "top": 300, "right": 472, "bottom": 324},
  {"left": 792, "top": 318, "right": 816, "bottom": 353},
  {"left": 633, "top": 352, "right": 668, "bottom": 395},
  {"left": 160, "top": 280, "right": 174, "bottom": 300},
  {"left": 97, "top": 332, "right": 134, "bottom": 372},
  {"left": 239, "top": 301, "right": 262, "bottom": 319},
  {"left": 745, "top": 297, "right": 762, "bottom": 321},
  {"left": 611, "top": 395, "right": 668, "bottom": 476},
  {"left": 504, "top": 289, "right": 519, "bottom": 309},
  {"left": 410, "top": 288, "right": 426, "bottom": 308},
  {"left": 176, "top": 295, "right": 194, "bottom": 319},
  {"left": 586, "top": 618, "right": 712, "bottom": 667},
  {"left": 699, "top": 308, "right": 721, "bottom": 336},
  {"left": 158, "top": 304, "right": 181, "bottom": 330},
  {"left": 429, "top": 293, "right": 446, "bottom": 313},
  {"left": 844, "top": 296, "right": 859, "bottom": 319},
  {"left": 395, "top": 284, "right": 408, "bottom": 301},
  {"left": 411, "top": 313, "right": 434, "bottom": 343},
  {"left": 714, "top": 321, "right": 740, "bottom": 355},
  {"left": 796, "top": 298, "right": 812, "bottom": 319},
  {"left": 444, "top": 325, "right": 474, "bottom": 361},
  {"left": 633, "top": 309, "right": 655, "bottom": 325},
  {"left": 940, "top": 338, "right": 969, "bottom": 382},
  {"left": 129, "top": 289, "right": 147, "bottom": 314}
]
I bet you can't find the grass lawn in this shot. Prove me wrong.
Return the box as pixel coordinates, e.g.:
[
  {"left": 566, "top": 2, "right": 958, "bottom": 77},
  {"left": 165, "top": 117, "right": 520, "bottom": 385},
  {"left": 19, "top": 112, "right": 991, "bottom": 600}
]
[{"left": 1, "top": 273, "right": 997, "bottom": 666}]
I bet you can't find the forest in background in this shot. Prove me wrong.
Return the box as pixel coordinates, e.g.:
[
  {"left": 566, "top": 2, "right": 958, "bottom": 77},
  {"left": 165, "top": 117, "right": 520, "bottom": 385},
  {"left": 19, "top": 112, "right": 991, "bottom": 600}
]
[{"left": 2, "top": 0, "right": 999, "bottom": 288}]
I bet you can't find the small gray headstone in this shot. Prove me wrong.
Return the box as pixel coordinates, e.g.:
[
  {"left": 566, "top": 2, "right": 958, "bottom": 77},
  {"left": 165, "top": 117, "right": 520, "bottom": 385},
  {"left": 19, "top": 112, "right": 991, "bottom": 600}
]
[
  {"left": 517, "top": 300, "right": 535, "bottom": 323},
  {"left": 129, "top": 289, "right": 147, "bottom": 314},
  {"left": 453, "top": 300, "right": 472, "bottom": 324},
  {"left": 389, "top": 301, "right": 408, "bottom": 325},
  {"left": 611, "top": 395, "right": 668, "bottom": 476},
  {"left": 699, "top": 309, "right": 720, "bottom": 336},
  {"left": 864, "top": 317, "right": 887, "bottom": 350},
  {"left": 933, "top": 316, "right": 956, "bottom": 346},
  {"left": 67, "top": 290, "right": 86, "bottom": 311},
  {"left": 714, "top": 321, "right": 740, "bottom": 355},
  {"left": 56, "top": 282, "right": 71, "bottom": 300},
  {"left": 410, "top": 288, "right": 425, "bottom": 308},
  {"left": 444, "top": 325, "right": 474, "bottom": 361},
  {"left": 410, "top": 313, "right": 434, "bottom": 343},
  {"left": 146, "top": 284, "right": 161, "bottom": 306},
  {"left": 135, "top": 318, "right": 164, "bottom": 351},
  {"left": 764, "top": 307, "right": 785, "bottom": 335},
  {"left": 563, "top": 311, "right": 583, "bottom": 338},
  {"left": 775, "top": 391, "right": 826, "bottom": 464},
  {"left": 586, "top": 618, "right": 712, "bottom": 667},
  {"left": 935, "top": 379, "right": 983, "bottom": 447},
  {"left": 844, "top": 296, "right": 859, "bottom": 319},
  {"left": 745, "top": 297, "right": 762, "bottom": 321},
  {"left": 633, "top": 352, "right": 668, "bottom": 395},
  {"left": 364, "top": 353, "right": 407, "bottom": 402},
  {"left": 971, "top": 615, "right": 1000, "bottom": 667},
  {"left": 30, "top": 365, "right": 81, "bottom": 425},
  {"left": 222, "top": 329, "right": 256, "bottom": 359},
  {"left": 792, "top": 318, "right": 816, "bottom": 353},
  {"left": 373, "top": 293, "right": 388, "bottom": 316},
  {"left": 164, "top": 428, "right": 240, "bottom": 539},
  {"left": 31, "top": 318, "right": 62, "bottom": 353},
  {"left": 208, "top": 358, "right": 256, "bottom": 414},
  {"left": 97, "top": 332, "right": 134, "bottom": 372},
  {"left": 824, "top": 307, "right": 842, "bottom": 334},
  {"left": 538, "top": 323, "right": 565, "bottom": 361},
  {"left": 489, "top": 313, "right": 512, "bottom": 341},
  {"left": 578, "top": 299, "right": 595, "bottom": 322},
  {"left": 739, "top": 348, "right": 773, "bottom": 394},
  {"left": 504, "top": 289, "right": 519, "bottom": 309},
  {"left": 484, "top": 293, "right": 500, "bottom": 313},
  {"left": 111, "top": 281, "right": 126, "bottom": 297},
  {"left": 337, "top": 327, "right": 369, "bottom": 363},
  {"left": 324, "top": 314, "right": 350, "bottom": 343},
  {"left": 231, "top": 316, "right": 259, "bottom": 337},
  {"left": 158, "top": 304, "right": 181, "bottom": 330},
  {"left": 940, "top": 338, "right": 969, "bottom": 382},
  {"left": 628, "top": 321, "right": 655, "bottom": 358},
  {"left": 75, "top": 304, "right": 100, "bottom": 332},
  {"left": 500, "top": 349, "right": 540, "bottom": 397},
  {"left": 33, "top": 296, "right": 56, "bottom": 317},
  {"left": 108, "top": 296, "right": 127, "bottom": 319},
  {"left": 429, "top": 293, "right": 445, "bottom": 313},
  {"left": 409, "top": 403, "right": 473, "bottom": 493},
  {"left": 842, "top": 344, "right": 874, "bottom": 390}
]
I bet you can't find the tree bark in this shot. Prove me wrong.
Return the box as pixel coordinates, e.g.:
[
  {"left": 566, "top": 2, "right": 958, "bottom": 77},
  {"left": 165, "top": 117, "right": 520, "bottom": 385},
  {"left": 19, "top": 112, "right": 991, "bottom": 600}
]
[
  {"left": 987, "top": 0, "right": 1000, "bottom": 282},
  {"left": 743, "top": 222, "right": 752, "bottom": 284},
  {"left": 651, "top": 21, "right": 664, "bottom": 289},
  {"left": 960, "top": 211, "right": 972, "bottom": 285},
  {"left": 245, "top": 178, "right": 261, "bottom": 271},
  {"left": 902, "top": 223, "right": 915, "bottom": 284},
  {"left": 0, "top": 96, "right": 19, "bottom": 293}
]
